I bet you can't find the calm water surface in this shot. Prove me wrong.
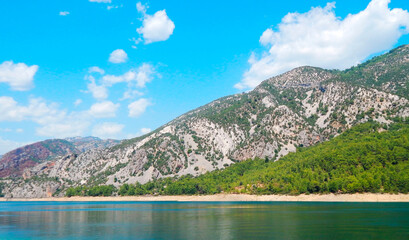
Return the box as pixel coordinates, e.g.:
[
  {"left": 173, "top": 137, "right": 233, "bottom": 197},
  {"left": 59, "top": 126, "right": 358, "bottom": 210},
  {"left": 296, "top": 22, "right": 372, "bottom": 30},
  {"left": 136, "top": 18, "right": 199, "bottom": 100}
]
[{"left": 0, "top": 201, "right": 408, "bottom": 239}]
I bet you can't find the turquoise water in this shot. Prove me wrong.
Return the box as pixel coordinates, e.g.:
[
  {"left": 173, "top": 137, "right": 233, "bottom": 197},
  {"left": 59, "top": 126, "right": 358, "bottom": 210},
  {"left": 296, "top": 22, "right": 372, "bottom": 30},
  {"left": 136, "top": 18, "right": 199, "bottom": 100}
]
[{"left": 0, "top": 201, "right": 408, "bottom": 239}]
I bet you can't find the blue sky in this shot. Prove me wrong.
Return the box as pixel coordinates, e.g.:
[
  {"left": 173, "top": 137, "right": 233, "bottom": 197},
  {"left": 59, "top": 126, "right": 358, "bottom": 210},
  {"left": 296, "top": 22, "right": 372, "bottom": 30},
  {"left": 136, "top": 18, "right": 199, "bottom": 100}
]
[{"left": 0, "top": 0, "right": 409, "bottom": 154}]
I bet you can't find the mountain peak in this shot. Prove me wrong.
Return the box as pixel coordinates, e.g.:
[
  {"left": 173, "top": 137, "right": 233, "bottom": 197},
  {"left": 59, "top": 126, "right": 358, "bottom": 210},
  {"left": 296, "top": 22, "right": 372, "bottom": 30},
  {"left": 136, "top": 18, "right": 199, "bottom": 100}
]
[
  {"left": 65, "top": 136, "right": 102, "bottom": 142},
  {"left": 257, "top": 66, "right": 334, "bottom": 90}
]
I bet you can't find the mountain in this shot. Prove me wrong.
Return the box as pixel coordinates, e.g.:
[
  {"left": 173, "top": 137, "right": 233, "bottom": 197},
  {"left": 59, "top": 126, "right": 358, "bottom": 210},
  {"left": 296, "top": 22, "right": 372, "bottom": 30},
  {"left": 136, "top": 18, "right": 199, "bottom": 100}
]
[
  {"left": 65, "top": 136, "right": 120, "bottom": 152},
  {"left": 0, "top": 137, "right": 119, "bottom": 179},
  {"left": 1, "top": 45, "right": 409, "bottom": 198},
  {"left": 67, "top": 121, "right": 409, "bottom": 196},
  {"left": 0, "top": 139, "right": 79, "bottom": 178}
]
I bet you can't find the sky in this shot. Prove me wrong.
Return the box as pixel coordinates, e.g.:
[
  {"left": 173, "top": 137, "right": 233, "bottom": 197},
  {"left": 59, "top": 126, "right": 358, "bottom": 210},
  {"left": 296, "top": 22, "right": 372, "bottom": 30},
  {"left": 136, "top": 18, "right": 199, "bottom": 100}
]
[{"left": 0, "top": 0, "right": 409, "bottom": 154}]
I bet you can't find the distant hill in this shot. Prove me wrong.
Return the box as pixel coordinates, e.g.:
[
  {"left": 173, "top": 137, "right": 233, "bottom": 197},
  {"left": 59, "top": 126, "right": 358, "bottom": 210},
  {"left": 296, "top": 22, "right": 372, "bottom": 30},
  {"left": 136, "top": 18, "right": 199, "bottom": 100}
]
[
  {"left": 0, "top": 139, "right": 78, "bottom": 178},
  {"left": 0, "top": 137, "right": 119, "bottom": 178}
]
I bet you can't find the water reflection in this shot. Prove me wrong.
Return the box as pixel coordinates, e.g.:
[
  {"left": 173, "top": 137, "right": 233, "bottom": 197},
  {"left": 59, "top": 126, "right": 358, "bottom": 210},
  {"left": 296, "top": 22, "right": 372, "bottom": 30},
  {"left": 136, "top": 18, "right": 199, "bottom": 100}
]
[{"left": 0, "top": 202, "right": 408, "bottom": 239}]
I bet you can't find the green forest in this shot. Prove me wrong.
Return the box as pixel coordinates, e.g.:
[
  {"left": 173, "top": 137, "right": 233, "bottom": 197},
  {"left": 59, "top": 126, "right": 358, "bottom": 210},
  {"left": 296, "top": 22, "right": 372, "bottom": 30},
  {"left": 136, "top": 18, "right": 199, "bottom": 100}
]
[{"left": 66, "top": 120, "right": 409, "bottom": 197}]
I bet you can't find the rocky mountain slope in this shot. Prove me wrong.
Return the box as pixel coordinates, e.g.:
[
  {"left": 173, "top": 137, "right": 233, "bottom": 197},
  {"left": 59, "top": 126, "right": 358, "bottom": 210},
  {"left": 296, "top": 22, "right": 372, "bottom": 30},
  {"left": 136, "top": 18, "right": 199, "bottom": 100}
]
[
  {"left": 81, "top": 122, "right": 409, "bottom": 196},
  {"left": 0, "top": 139, "right": 78, "bottom": 178},
  {"left": 65, "top": 136, "right": 119, "bottom": 152},
  {"left": 0, "top": 137, "right": 119, "bottom": 179},
  {"left": 2, "top": 45, "right": 409, "bottom": 198}
]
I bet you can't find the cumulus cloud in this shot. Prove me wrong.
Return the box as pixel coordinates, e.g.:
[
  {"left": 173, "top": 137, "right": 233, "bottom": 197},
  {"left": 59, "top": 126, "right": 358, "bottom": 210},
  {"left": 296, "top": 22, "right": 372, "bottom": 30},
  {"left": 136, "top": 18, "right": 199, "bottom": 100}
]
[
  {"left": 107, "top": 5, "right": 121, "bottom": 10},
  {"left": 36, "top": 117, "right": 90, "bottom": 138},
  {"left": 0, "top": 96, "right": 64, "bottom": 123},
  {"left": 121, "top": 89, "right": 143, "bottom": 100},
  {"left": 74, "top": 99, "right": 82, "bottom": 106},
  {"left": 136, "top": 2, "right": 146, "bottom": 14},
  {"left": 88, "top": 101, "right": 119, "bottom": 118},
  {"left": 0, "top": 96, "right": 125, "bottom": 139},
  {"left": 86, "top": 76, "right": 108, "bottom": 100},
  {"left": 0, "top": 61, "right": 38, "bottom": 91},
  {"left": 0, "top": 96, "right": 90, "bottom": 138},
  {"left": 103, "top": 63, "right": 155, "bottom": 88},
  {"left": 235, "top": 0, "right": 409, "bottom": 90},
  {"left": 85, "top": 64, "right": 155, "bottom": 100},
  {"left": 59, "top": 11, "right": 70, "bottom": 16},
  {"left": 140, "top": 127, "right": 151, "bottom": 135},
  {"left": 128, "top": 98, "right": 151, "bottom": 118},
  {"left": 109, "top": 49, "right": 128, "bottom": 63},
  {"left": 89, "top": 66, "right": 105, "bottom": 75},
  {"left": 92, "top": 122, "right": 124, "bottom": 139},
  {"left": 126, "top": 127, "right": 152, "bottom": 139},
  {"left": 89, "top": 0, "right": 111, "bottom": 3},
  {"left": 136, "top": 2, "right": 175, "bottom": 44}
]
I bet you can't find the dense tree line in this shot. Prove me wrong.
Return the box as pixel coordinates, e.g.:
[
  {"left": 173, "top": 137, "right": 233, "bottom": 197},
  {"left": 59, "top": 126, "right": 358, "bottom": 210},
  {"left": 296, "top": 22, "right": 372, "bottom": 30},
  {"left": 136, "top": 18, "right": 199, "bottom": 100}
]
[
  {"left": 65, "top": 185, "right": 115, "bottom": 197},
  {"left": 66, "top": 121, "right": 409, "bottom": 197}
]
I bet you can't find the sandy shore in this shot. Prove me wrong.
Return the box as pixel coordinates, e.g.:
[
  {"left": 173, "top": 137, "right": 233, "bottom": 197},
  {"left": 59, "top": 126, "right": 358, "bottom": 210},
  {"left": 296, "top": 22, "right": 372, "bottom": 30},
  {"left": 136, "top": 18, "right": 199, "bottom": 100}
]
[{"left": 1, "top": 193, "right": 409, "bottom": 202}]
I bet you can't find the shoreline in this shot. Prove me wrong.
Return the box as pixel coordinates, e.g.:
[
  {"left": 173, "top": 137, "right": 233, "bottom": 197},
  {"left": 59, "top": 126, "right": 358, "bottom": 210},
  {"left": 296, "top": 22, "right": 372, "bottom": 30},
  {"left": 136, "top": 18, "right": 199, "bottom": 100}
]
[{"left": 1, "top": 193, "right": 409, "bottom": 202}]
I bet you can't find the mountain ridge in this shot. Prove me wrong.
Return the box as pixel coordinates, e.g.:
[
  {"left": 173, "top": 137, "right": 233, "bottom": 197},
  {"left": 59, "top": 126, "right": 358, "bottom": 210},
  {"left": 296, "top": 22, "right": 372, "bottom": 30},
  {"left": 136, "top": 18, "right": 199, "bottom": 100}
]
[
  {"left": 65, "top": 121, "right": 409, "bottom": 197},
  {"left": 0, "top": 137, "right": 120, "bottom": 178},
  {"left": 1, "top": 45, "right": 409, "bottom": 198}
]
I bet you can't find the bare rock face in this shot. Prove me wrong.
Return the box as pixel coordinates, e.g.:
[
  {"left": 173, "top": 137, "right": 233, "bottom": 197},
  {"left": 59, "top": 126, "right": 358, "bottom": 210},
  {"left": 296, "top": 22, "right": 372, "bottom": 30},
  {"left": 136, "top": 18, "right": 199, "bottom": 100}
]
[{"left": 2, "top": 45, "right": 409, "bottom": 198}]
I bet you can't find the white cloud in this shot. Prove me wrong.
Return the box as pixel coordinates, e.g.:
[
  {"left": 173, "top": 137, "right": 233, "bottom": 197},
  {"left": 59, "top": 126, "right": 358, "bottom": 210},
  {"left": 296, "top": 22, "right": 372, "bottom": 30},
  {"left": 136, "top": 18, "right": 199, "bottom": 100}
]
[
  {"left": 136, "top": 2, "right": 175, "bottom": 44},
  {"left": 128, "top": 98, "right": 151, "bottom": 118},
  {"left": 92, "top": 122, "right": 124, "bottom": 139},
  {"left": 121, "top": 89, "right": 143, "bottom": 100},
  {"left": 89, "top": 66, "right": 105, "bottom": 75},
  {"left": 136, "top": 2, "right": 146, "bottom": 14},
  {"left": 109, "top": 49, "right": 128, "bottom": 63},
  {"left": 32, "top": 107, "right": 94, "bottom": 138},
  {"left": 0, "top": 61, "right": 38, "bottom": 91},
  {"left": 235, "top": 0, "right": 409, "bottom": 90},
  {"left": 31, "top": 108, "right": 90, "bottom": 139},
  {"left": 130, "top": 37, "right": 142, "bottom": 45},
  {"left": 36, "top": 117, "right": 90, "bottom": 138},
  {"left": 0, "top": 96, "right": 89, "bottom": 138},
  {"left": 0, "top": 96, "right": 64, "bottom": 123},
  {"left": 0, "top": 96, "right": 27, "bottom": 121},
  {"left": 134, "top": 63, "right": 156, "bottom": 87},
  {"left": 87, "top": 76, "right": 108, "bottom": 100},
  {"left": 59, "top": 11, "right": 70, "bottom": 16},
  {"left": 102, "top": 63, "right": 155, "bottom": 88},
  {"left": 140, "top": 127, "right": 151, "bottom": 135},
  {"left": 0, "top": 128, "right": 12, "bottom": 132},
  {"left": 0, "top": 96, "right": 123, "bottom": 139},
  {"left": 74, "top": 99, "right": 82, "bottom": 106},
  {"left": 89, "top": 0, "right": 111, "bottom": 3},
  {"left": 107, "top": 5, "right": 120, "bottom": 10},
  {"left": 85, "top": 64, "right": 155, "bottom": 100},
  {"left": 0, "top": 128, "right": 23, "bottom": 133},
  {"left": 89, "top": 101, "right": 119, "bottom": 118},
  {"left": 126, "top": 127, "right": 152, "bottom": 139}
]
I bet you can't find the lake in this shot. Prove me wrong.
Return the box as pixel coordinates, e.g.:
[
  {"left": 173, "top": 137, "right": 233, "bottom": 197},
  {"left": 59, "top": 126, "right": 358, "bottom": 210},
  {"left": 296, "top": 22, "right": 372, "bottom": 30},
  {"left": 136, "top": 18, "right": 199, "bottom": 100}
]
[{"left": 0, "top": 201, "right": 408, "bottom": 239}]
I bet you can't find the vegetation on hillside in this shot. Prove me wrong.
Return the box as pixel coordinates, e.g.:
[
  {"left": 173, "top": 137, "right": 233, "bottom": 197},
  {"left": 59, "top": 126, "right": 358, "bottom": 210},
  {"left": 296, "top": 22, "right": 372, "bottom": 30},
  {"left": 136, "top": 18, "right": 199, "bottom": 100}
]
[
  {"left": 335, "top": 45, "right": 409, "bottom": 97},
  {"left": 66, "top": 120, "right": 409, "bottom": 196}
]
